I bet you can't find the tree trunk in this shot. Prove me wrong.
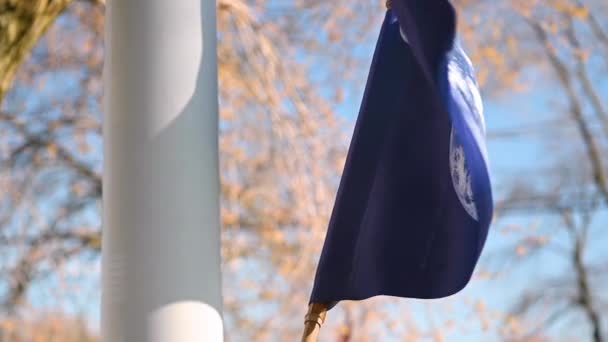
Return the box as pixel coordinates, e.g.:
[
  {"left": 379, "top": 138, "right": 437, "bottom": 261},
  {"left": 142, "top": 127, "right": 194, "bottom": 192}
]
[
  {"left": 573, "top": 240, "right": 604, "bottom": 342},
  {"left": 0, "top": 0, "right": 73, "bottom": 104}
]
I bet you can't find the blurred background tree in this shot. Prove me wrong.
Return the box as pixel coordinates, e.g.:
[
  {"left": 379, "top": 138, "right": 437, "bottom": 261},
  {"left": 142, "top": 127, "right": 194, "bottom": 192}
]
[{"left": 0, "top": 0, "right": 606, "bottom": 341}]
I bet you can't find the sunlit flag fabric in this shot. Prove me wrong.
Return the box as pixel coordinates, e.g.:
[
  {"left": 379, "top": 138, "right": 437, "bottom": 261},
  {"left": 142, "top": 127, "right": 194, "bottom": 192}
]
[{"left": 310, "top": 0, "right": 493, "bottom": 306}]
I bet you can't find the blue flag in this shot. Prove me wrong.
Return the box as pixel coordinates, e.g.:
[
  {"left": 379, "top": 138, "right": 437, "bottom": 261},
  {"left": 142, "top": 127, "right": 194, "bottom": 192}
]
[{"left": 310, "top": 1, "right": 493, "bottom": 306}]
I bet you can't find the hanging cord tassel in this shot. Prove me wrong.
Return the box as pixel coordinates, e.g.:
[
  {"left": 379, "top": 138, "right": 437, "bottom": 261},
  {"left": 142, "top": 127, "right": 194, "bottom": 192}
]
[{"left": 301, "top": 303, "right": 328, "bottom": 342}]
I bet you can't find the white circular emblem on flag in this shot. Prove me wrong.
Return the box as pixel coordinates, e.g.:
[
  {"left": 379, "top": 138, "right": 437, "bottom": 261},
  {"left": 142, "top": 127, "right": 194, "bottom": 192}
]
[
  {"left": 447, "top": 46, "right": 485, "bottom": 222},
  {"left": 449, "top": 129, "right": 478, "bottom": 221}
]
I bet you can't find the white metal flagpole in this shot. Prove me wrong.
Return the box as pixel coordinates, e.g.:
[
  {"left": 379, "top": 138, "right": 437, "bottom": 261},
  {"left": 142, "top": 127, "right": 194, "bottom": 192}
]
[{"left": 102, "top": 0, "right": 223, "bottom": 341}]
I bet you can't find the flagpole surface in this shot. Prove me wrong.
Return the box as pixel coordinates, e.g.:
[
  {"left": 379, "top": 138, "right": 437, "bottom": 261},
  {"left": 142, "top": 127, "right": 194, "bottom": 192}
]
[
  {"left": 301, "top": 303, "right": 328, "bottom": 342},
  {"left": 102, "top": 0, "right": 223, "bottom": 341}
]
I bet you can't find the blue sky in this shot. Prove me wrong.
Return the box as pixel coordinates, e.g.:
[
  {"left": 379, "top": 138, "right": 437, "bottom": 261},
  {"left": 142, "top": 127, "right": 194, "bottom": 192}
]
[
  {"left": 325, "top": 21, "right": 608, "bottom": 338},
  {"left": 15, "top": 4, "right": 608, "bottom": 340}
]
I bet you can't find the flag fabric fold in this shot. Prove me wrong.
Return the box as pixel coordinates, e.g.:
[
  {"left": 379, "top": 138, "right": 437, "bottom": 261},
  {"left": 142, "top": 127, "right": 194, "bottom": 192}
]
[{"left": 309, "top": 0, "right": 493, "bottom": 306}]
